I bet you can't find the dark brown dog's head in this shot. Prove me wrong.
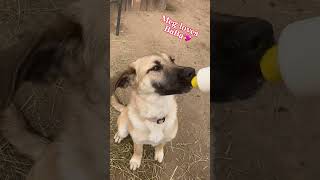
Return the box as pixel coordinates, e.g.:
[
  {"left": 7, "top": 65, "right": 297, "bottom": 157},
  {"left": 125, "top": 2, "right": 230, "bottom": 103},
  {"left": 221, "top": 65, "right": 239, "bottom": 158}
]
[
  {"left": 0, "top": 8, "right": 107, "bottom": 109},
  {"left": 115, "top": 53, "right": 196, "bottom": 96},
  {"left": 212, "top": 13, "right": 275, "bottom": 103},
  {"left": 0, "top": 17, "right": 82, "bottom": 109}
]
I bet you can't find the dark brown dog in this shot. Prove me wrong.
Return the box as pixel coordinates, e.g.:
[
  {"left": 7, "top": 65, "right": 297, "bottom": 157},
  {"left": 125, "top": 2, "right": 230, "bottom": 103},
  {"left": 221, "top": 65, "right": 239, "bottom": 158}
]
[
  {"left": 0, "top": 0, "right": 108, "bottom": 179},
  {"left": 212, "top": 13, "right": 275, "bottom": 103}
]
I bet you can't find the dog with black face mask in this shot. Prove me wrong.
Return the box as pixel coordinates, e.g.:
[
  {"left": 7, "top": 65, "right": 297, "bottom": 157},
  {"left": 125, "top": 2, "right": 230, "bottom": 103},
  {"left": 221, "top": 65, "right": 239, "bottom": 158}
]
[{"left": 111, "top": 53, "right": 195, "bottom": 170}]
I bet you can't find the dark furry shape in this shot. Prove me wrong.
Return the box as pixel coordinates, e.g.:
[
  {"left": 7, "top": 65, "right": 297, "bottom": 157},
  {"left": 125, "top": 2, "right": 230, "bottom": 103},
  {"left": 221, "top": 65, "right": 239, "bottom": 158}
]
[
  {"left": 0, "top": 0, "right": 108, "bottom": 178},
  {"left": 17, "top": 17, "right": 83, "bottom": 84},
  {"left": 0, "top": 15, "right": 85, "bottom": 110},
  {"left": 212, "top": 13, "right": 275, "bottom": 103}
]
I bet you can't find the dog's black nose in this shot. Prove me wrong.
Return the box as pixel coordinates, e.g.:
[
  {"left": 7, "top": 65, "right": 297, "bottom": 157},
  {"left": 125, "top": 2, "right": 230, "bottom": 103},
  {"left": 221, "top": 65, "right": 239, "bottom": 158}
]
[{"left": 182, "top": 67, "right": 196, "bottom": 79}]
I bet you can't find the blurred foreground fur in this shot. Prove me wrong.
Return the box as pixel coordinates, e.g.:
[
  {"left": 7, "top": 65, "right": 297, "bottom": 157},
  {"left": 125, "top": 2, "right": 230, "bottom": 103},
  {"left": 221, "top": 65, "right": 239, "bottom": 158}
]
[{"left": 0, "top": 0, "right": 108, "bottom": 179}]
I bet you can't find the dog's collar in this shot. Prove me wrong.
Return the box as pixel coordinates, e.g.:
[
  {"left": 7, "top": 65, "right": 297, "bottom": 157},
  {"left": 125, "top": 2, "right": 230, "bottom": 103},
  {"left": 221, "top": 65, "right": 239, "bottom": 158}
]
[
  {"left": 148, "top": 117, "right": 166, "bottom": 124},
  {"left": 156, "top": 117, "right": 166, "bottom": 124}
]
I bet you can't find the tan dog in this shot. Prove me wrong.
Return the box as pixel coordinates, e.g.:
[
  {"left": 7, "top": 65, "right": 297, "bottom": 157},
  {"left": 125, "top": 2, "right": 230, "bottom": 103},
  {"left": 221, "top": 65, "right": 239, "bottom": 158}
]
[{"left": 111, "top": 53, "right": 195, "bottom": 170}]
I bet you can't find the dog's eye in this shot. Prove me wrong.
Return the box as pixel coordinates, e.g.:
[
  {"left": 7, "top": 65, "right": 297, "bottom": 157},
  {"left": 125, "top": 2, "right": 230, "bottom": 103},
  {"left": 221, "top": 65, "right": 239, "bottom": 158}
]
[
  {"left": 147, "top": 60, "right": 163, "bottom": 73},
  {"left": 147, "top": 64, "right": 162, "bottom": 73},
  {"left": 151, "top": 65, "right": 162, "bottom": 71}
]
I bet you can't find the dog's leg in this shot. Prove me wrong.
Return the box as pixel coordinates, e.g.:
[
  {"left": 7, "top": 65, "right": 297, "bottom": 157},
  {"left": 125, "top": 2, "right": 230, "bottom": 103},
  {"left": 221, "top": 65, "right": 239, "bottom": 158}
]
[
  {"left": 0, "top": 103, "right": 49, "bottom": 160},
  {"left": 154, "top": 143, "right": 165, "bottom": 163},
  {"left": 129, "top": 143, "right": 143, "bottom": 170},
  {"left": 114, "top": 108, "right": 129, "bottom": 143}
]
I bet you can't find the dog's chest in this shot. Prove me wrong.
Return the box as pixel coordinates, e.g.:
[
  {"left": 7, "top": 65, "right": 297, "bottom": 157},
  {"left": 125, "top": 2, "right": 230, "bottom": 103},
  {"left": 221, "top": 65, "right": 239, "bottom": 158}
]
[
  {"left": 134, "top": 95, "right": 175, "bottom": 119},
  {"left": 129, "top": 117, "right": 177, "bottom": 145},
  {"left": 128, "top": 95, "right": 178, "bottom": 145},
  {"left": 139, "top": 101, "right": 171, "bottom": 119}
]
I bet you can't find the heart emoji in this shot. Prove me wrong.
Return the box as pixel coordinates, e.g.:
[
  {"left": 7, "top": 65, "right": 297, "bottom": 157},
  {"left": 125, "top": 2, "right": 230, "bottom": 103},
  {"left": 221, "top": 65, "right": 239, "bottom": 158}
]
[{"left": 185, "top": 34, "right": 191, "bottom": 41}]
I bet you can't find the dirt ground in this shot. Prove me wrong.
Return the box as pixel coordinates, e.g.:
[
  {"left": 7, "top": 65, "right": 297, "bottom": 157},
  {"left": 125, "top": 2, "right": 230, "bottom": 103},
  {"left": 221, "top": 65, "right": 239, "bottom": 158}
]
[
  {"left": 110, "top": 0, "right": 210, "bottom": 179},
  {"left": 214, "top": 0, "right": 320, "bottom": 180}
]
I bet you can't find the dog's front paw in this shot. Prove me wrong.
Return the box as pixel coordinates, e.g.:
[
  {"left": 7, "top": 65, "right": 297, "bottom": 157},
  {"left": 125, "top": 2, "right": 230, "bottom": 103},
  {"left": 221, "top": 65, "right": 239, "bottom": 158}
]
[
  {"left": 154, "top": 148, "right": 164, "bottom": 163},
  {"left": 114, "top": 131, "right": 127, "bottom": 143},
  {"left": 129, "top": 156, "right": 141, "bottom": 171}
]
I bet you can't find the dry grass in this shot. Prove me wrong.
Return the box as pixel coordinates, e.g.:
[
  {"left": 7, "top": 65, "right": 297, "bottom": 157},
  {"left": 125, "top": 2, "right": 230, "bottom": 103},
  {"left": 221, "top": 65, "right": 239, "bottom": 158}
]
[
  {"left": 0, "top": 80, "right": 65, "bottom": 179},
  {"left": 110, "top": 105, "right": 210, "bottom": 180},
  {"left": 0, "top": 137, "right": 32, "bottom": 180},
  {"left": 110, "top": 108, "right": 164, "bottom": 180}
]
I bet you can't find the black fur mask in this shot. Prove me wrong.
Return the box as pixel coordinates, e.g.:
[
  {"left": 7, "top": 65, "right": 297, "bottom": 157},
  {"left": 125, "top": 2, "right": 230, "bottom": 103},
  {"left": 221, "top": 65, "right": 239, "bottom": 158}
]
[{"left": 212, "top": 13, "right": 275, "bottom": 103}]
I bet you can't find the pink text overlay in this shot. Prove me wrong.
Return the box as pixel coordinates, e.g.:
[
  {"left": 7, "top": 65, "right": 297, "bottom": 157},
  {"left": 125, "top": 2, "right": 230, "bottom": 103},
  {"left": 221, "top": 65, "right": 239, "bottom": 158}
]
[{"left": 161, "top": 15, "right": 199, "bottom": 41}]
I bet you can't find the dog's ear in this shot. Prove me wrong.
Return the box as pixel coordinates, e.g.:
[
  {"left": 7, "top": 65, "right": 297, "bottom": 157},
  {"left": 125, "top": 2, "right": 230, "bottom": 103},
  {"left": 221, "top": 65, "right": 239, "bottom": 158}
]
[
  {"left": 115, "top": 67, "right": 136, "bottom": 89},
  {"left": 168, "top": 56, "right": 175, "bottom": 63},
  {"left": 0, "top": 15, "right": 83, "bottom": 110}
]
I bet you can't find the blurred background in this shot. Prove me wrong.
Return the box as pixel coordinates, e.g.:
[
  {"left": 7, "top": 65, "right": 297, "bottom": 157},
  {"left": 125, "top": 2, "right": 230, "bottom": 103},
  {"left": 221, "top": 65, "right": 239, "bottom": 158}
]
[{"left": 214, "top": 0, "right": 320, "bottom": 179}]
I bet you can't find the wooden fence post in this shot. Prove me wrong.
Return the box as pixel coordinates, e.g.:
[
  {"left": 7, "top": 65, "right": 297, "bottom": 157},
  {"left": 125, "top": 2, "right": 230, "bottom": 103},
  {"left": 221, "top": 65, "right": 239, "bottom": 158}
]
[{"left": 119, "top": 0, "right": 166, "bottom": 11}]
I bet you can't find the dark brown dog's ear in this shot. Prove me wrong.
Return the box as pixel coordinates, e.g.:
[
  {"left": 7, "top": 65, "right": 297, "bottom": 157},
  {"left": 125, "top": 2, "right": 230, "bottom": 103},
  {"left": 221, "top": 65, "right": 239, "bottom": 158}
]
[
  {"left": 0, "top": 15, "right": 83, "bottom": 110},
  {"left": 115, "top": 67, "right": 136, "bottom": 89},
  {"left": 169, "top": 56, "right": 175, "bottom": 63}
]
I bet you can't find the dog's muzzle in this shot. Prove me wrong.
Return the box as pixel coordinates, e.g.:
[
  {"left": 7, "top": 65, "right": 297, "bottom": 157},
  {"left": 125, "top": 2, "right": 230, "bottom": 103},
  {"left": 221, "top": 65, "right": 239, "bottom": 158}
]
[{"left": 179, "top": 67, "right": 196, "bottom": 82}]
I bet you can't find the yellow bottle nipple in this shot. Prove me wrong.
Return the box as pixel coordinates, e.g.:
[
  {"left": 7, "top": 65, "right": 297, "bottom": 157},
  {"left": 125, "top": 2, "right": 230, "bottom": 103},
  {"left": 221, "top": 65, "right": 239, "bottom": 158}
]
[
  {"left": 260, "top": 45, "right": 282, "bottom": 83},
  {"left": 191, "top": 76, "right": 198, "bottom": 88}
]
